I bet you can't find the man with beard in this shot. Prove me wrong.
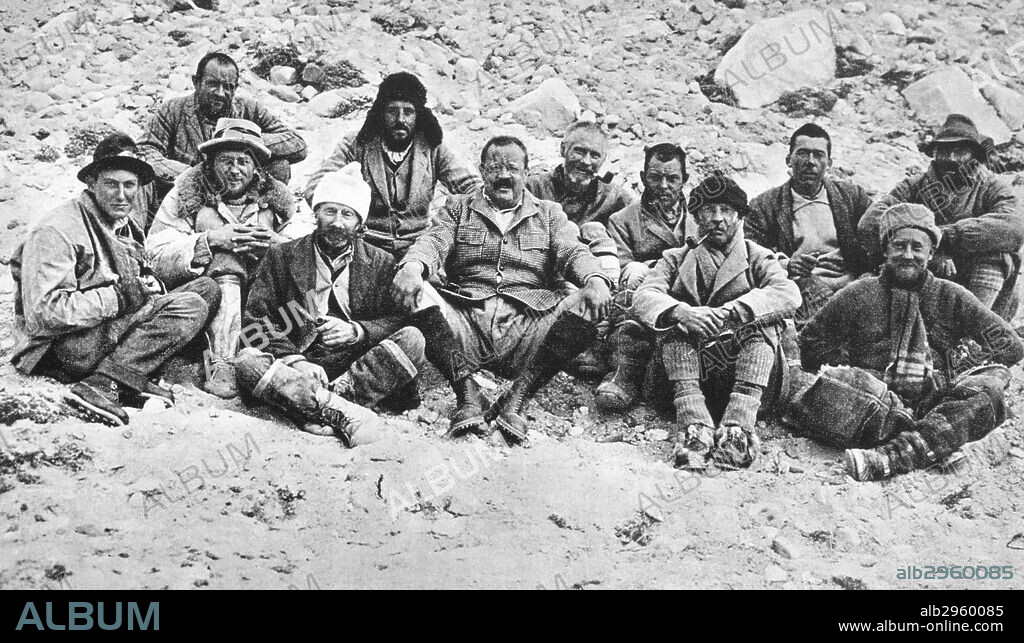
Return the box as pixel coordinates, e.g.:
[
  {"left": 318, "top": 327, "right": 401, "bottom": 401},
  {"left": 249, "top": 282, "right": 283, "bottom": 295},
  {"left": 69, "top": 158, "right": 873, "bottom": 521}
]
[
  {"left": 139, "top": 52, "right": 308, "bottom": 198},
  {"left": 304, "top": 72, "right": 482, "bottom": 259},
  {"left": 632, "top": 172, "right": 801, "bottom": 470},
  {"left": 232, "top": 164, "right": 486, "bottom": 445},
  {"left": 9, "top": 135, "right": 220, "bottom": 426},
  {"left": 147, "top": 119, "right": 305, "bottom": 399},
  {"left": 746, "top": 124, "right": 873, "bottom": 325},
  {"left": 793, "top": 203, "right": 1022, "bottom": 481},
  {"left": 595, "top": 143, "right": 689, "bottom": 410},
  {"left": 391, "top": 135, "right": 613, "bottom": 445},
  {"left": 857, "top": 114, "right": 1023, "bottom": 321}
]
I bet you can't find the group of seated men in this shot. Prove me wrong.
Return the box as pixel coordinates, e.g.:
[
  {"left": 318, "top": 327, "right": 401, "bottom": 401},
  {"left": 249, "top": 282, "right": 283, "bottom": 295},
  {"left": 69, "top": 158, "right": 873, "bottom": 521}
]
[{"left": 10, "top": 52, "right": 1024, "bottom": 484}]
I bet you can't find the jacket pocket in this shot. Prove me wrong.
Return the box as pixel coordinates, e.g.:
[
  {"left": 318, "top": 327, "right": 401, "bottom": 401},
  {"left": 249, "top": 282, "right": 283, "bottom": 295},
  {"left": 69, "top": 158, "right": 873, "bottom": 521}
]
[{"left": 519, "top": 232, "right": 548, "bottom": 250}]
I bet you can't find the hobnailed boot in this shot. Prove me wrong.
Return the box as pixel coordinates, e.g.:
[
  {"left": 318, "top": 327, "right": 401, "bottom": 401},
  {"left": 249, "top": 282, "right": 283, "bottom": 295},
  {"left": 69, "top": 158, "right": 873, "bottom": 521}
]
[
  {"left": 66, "top": 374, "right": 130, "bottom": 426},
  {"left": 203, "top": 275, "right": 242, "bottom": 399},
  {"left": 594, "top": 323, "right": 653, "bottom": 412},
  {"left": 492, "top": 312, "right": 598, "bottom": 444},
  {"left": 447, "top": 375, "right": 487, "bottom": 438},
  {"left": 712, "top": 391, "right": 763, "bottom": 469},
  {"left": 328, "top": 338, "right": 419, "bottom": 410},
  {"left": 249, "top": 358, "right": 383, "bottom": 446}
]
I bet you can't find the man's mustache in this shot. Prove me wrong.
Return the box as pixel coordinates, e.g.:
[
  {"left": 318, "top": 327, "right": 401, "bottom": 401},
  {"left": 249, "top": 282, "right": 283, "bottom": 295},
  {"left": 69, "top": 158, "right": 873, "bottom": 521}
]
[{"left": 493, "top": 179, "right": 514, "bottom": 189}]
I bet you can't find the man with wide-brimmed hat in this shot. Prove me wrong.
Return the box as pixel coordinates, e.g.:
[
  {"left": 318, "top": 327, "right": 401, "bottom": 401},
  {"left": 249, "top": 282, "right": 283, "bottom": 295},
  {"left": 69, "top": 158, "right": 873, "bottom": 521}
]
[
  {"left": 9, "top": 135, "right": 221, "bottom": 426},
  {"left": 795, "top": 203, "right": 1023, "bottom": 481},
  {"left": 304, "top": 71, "right": 482, "bottom": 259},
  {"left": 147, "top": 118, "right": 306, "bottom": 399},
  {"left": 858, "top": 114, "right": 1023, "bottom": 321},
  {"left": 632, "top": 172, "right": 802, "bottom": 471},
  {"left": 139, "top": 52, "right": 308, "bottom": 199},
  {"left": 233, "top": 163, "right": 487, "bottom": 445}
]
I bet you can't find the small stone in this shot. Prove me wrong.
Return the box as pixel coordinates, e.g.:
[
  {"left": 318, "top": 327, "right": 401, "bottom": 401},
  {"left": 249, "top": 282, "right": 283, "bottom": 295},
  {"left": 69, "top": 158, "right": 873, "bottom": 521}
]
[
  {"left": 24, "top": 91, "right": 54, "bottom": 113},
  {"left": 467, "top": 117, "right": 492, "bottom": 131},
  {"left": 842, "top": 2, "right": 867, "bottom": 14},
  {"left": 646, "top": 428, "right": 669, "bottom": 442},
  {"left": 506, "top": 77, "right": 582, "bottom": 134},
  {"left": 300, "top": 86, "right": 318, "bottom": 101},
  {"left": 95, "top": 34, "right": 117, "bottom": 52},
  {"left": 879, "top": 12, "right": 906, "bottom": 35},
  {"left": 269, "top": 85, "right": 300, "bottom": 103},
  {"left": 771, "top": 536, "right": 801, "bottom": 560},
  {"left": 687, "top": 149, "right": 705, "bottom": 162},
  {"left": 603, "top": 113, "right": 621, "bottom": 129},
  {"left": 454, "top": 57, "right": 482, "bottom": 83},
  {"left": 269, "top": 65, "right": 299, "bottom": 85},
  {"left": 765, "top": 565, "right": 788, "bottom": 583},
  {"left": 301, "top": 63, "right": 325, "bottom": 85},
  {"left": 657, "top": 110, "right": 683, "bottom": 126}
]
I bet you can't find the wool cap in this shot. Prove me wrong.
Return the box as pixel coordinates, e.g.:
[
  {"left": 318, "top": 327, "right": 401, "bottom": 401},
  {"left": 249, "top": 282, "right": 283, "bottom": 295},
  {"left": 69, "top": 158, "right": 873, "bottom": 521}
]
[
  {"left": 878, "top": 202, "right": 943, "bottom": 247},
  {"left": 687, "top": 170, "right": 749, "bottom": 217},
  {"left": 311, "top": 162, "right": 371, "bottom": 224}
]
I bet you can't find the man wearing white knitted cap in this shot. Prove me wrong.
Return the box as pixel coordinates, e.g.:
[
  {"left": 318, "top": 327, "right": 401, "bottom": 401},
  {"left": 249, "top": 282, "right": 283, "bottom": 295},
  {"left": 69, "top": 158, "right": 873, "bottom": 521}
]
[{"left": 233, "top": 163, "right": 486, "bottom": 444}]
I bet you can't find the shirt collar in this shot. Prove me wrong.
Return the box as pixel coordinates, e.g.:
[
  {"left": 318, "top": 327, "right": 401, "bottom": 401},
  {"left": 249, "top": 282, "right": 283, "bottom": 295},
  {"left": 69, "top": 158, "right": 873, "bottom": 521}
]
[
  {"left": 381, "top": 139, "right": 413, "bottom": 165},
  {"left": 315, "top": 237, "right": 354, "bottom": 274}
]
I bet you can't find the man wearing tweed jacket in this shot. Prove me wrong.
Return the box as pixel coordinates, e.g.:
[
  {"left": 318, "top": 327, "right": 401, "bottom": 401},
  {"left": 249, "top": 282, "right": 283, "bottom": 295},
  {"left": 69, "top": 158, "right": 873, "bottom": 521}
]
[{"left": 392, "top": 135, "right": 613, "bottom": 445}]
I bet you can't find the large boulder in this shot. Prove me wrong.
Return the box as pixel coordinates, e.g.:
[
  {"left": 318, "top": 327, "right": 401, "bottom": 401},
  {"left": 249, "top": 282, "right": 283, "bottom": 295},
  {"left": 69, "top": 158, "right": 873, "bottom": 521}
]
[
  {"left": 902, "top": 67, "right": 1012, "bottom": 144},
  {"left": 505, "top": 78, "right": 581, "bottom": 134},
  {"left": 714, "top": 9, "right": 837, "bottom": 109},
  {"left": 979, "top": 84, "right": 1024, "bottom": 132}
]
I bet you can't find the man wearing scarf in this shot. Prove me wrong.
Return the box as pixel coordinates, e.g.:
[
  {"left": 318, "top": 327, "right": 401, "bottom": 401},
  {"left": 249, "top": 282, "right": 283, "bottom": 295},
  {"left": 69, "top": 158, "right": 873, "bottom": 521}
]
[
  {"left": 794, "top": 203, "right": 1023, "bottom": 481},
  {"left": 233, "top": 163, "right": 488, "bottom": 445},
  {"left": 857, "top": 114, "right": 1023, "bottom": 321},
  {"left": 147, "top": 118, "right": 307, "bottom": 399},
  {"left": 304, "top": 72, "right": 482, "bottom": 259},
  {"left": 596, "top": 143, "right": 690, "bottom": 411},
  {"left": 10, "top": 135, "right": 220, "bottom": 426},
  {"left": 632, "top": 172, "right": 802, "bottom": 470}
]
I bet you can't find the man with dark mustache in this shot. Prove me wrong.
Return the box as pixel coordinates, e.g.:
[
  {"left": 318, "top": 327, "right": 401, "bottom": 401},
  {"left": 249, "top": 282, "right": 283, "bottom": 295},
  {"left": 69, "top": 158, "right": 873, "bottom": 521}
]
[
  {"left": 391, "top": 135, "right": 613, "bottom": 445},
  {"left": 139, "top": 52, "right": 308, "bottom": 201},
  {"left": 794, "top": 203, "right": 1023, "bottom": 481},
  {"left": 857, "top": 114, "right": 1023, "bottom": 321},
  {"left": 745, "top": 124, "right": 873, "bottom": 326},
  {"left": 305, "top": 72, "right": 482, "bottom": 259},
  {"left": 596, "top": 143, "right": 690, "bottom": 410},
  {"left": 233, "top": 163, "right": 486, "bottom": 445}
]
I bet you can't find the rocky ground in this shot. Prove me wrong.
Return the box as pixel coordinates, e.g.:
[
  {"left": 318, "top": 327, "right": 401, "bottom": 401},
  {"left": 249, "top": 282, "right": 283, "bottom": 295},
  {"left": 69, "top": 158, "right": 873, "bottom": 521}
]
[{"left": 2, "top": 0, "right": 1024, "bottom": 590}]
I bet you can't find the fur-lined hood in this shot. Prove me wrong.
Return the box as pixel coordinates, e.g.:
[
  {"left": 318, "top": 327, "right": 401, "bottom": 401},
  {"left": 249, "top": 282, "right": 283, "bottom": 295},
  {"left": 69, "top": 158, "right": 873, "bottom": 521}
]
[{"left": 174, "top": 164, "right": 294, "bottom": 224}]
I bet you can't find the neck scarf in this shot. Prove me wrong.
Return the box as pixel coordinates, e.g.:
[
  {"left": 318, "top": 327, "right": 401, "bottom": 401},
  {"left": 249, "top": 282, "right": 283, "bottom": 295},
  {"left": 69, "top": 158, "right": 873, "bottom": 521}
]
[{"left": 882, "top": 268, "right": 935, "bottom": 402}]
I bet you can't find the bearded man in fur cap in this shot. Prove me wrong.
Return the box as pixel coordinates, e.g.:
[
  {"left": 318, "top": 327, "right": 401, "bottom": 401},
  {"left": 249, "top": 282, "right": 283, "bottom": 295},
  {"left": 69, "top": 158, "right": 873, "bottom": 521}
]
[
  {"left": 147, "top": 118, "right": 307, "bottom": 399},
  {"left": 304, "top": 71, "right": 482, "bottom": 259}
]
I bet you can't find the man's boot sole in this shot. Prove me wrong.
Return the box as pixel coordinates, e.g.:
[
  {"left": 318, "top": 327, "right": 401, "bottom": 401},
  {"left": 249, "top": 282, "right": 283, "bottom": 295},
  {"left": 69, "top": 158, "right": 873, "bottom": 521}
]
[{"left": 66, "top": 391, "right": 128, "bottom": 427}]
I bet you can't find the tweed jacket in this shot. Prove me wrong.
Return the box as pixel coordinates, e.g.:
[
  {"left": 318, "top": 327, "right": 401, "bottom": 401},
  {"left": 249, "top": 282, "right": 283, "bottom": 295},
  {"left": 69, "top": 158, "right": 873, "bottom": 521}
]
[
  {"left": 746, "top": 178, "right": 873, "bottom": 276},
  {"left": 607, "top": 199, "right": 687, "bottom": 268},
  {"left": 9, "top": 191, "right": 150, "bottom": 374},
  {"left": 304, "top": 131, "right": 482, "bottom": 246},
  {"left": 138, "top": 93, "right": 308, "bottom": 185},
  {"left": 800, "top": 270, "right": 1024, "bottom": 382},
  {"left": 402, "top": 188, "right": 609, "bottom": 312},
  {"left": 147, "top": 166, "right": 305, "bottom": 287},
  {"left": 633, "top": 231, "right": 802, "bottom": 332},
  {"left": 243, "top": 235, "right": 406, "bottom": 358},
  {"left": 857, "top": 165, "right": 1023, "bottom": 268},
  {"left": 525, "top": 165, "right": 637, "bottom": 227}
]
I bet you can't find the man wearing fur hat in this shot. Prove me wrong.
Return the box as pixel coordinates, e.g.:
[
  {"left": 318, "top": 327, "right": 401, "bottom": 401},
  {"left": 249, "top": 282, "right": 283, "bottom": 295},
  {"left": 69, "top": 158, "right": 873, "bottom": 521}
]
[
  {"left": 232, "top": 163, "right": 488, "bottom": 443},
  {"left": 304, "top": 71, "right": 482, "bottom": 259},
  {"left": 147, "top": 118, "right": 305, "bottom": 399},
  {"left": 9, "top": 135, "right": 221, "bottom": 426},
  {"left": 392, "top": 135, "right": 614, "bottom": 445},
  {"left": 139, "top": 52, "right": 308, "bottom": 197},
  {"left": 794, "top": 203, "right": 1023, "bottom": 481},
  {"left": 858, "top": 114, "right": 1023, "bottom": 321},
  {"left": 632, "top": 172, "right": 802, "bottom": 470}
]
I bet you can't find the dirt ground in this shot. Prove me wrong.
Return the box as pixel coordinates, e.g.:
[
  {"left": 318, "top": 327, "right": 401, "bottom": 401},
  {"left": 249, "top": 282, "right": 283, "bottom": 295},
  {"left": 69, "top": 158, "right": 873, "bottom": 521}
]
[{"left": 2, "top": 0, "right": 1024, "bottom": 590}]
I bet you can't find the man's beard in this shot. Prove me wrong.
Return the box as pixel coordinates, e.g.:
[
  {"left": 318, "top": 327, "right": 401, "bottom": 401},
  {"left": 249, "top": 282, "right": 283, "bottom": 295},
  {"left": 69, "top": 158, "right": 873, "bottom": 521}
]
[
  {"left": 317, "top": 227, "right": 359, "bottom": 255},
  {"left": 932, "top": 159, "right": 979, "bottom": 188},
  {"left": 642, "top": 190, "right": 680, "bottom": 216},
  {"left": 564, "top": 163, "right": 596, "bottom": 192},
  {"left": 198, "top": 94, "right": 230, "bottom": 120},
  {"left": 384, "top": 126, "right": 414, "bottom": 151}
]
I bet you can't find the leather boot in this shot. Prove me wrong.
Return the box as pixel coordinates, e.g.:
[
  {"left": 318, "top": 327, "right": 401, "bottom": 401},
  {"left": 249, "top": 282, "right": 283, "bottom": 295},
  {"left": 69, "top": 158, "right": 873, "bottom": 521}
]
[
  {"left": 594, "top": 322, "right": 653, "bottom": 411},
  {"left": 712, "top": 391, "right": 763, "bottom": 469},
  {"left": 203, "top": 275, "right": 241, "bottom": 399},
  {"left": 408, "top": 306, "right": 486, "bottom": 435},
  {"left": 492, "top": 313, "right": 597, "bottom": 444},
  {"left": 329, "top": 338, "right": 418, "bottom": 409},
  {"left": 250, "top": 358, "right": 382, "bottom": 446}
]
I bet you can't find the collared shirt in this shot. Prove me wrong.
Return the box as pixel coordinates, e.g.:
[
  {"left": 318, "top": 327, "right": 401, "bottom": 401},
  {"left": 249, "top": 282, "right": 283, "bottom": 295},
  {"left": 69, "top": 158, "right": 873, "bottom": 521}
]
[
  {"left": 381, "top": 140, "right": 413, "bottom": 167},
  {"left": 483, "top": 193, "right": 524, "bottom": 233},
  {"left": 314, "top": 241, "right": 354, "bottom": 319}
]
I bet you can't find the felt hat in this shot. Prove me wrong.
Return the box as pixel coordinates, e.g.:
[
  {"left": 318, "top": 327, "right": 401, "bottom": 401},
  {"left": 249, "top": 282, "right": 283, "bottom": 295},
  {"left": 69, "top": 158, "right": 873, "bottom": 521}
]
[
  {"left": 76, "top": 134, "right": 155, "bottom": 185},
  {"left": 923, "top": 113, "right": 988, "bottom": 162},
  {"left": 197, "top": 118, "right": 272, "bottom": 163},
  {"left": 687, "top": 170, "right": 749, "bottom": 217}
]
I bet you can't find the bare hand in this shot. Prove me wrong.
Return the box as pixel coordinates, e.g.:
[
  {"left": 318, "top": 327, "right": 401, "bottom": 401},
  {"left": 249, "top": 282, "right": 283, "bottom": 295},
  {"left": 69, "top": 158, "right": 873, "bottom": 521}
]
[
  {"left": 318, "top": 316, "right": 360, "bottom": 348},
  {"left": 619, "top": 262, "right": 650, "bottom": 290},
  {"left": 580, "top": 276, "right": 613, "bottom": 320},
  {"left": 788, "top": 253, "right": 818, "bottom": 279},
  {"left": 932, "top": 254, "right": 957, "bottom": 278},
  {"left": 234, "top": 226, "right": 283, "bottom": 255},
  {"left": 292, "top": 359, "right": 328, "bottom": 386},
  {"left": 391, "top": 262, "right": 425, "bottom": 311},
  {"left": 140, "top": 274, "right": 163, "bottom": 294},
  {"left": 206, "top": 224, "right": 260, "bottom": 252},
  {"left": 672, "top": 304, "right": 727, "bottom": 339}
]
